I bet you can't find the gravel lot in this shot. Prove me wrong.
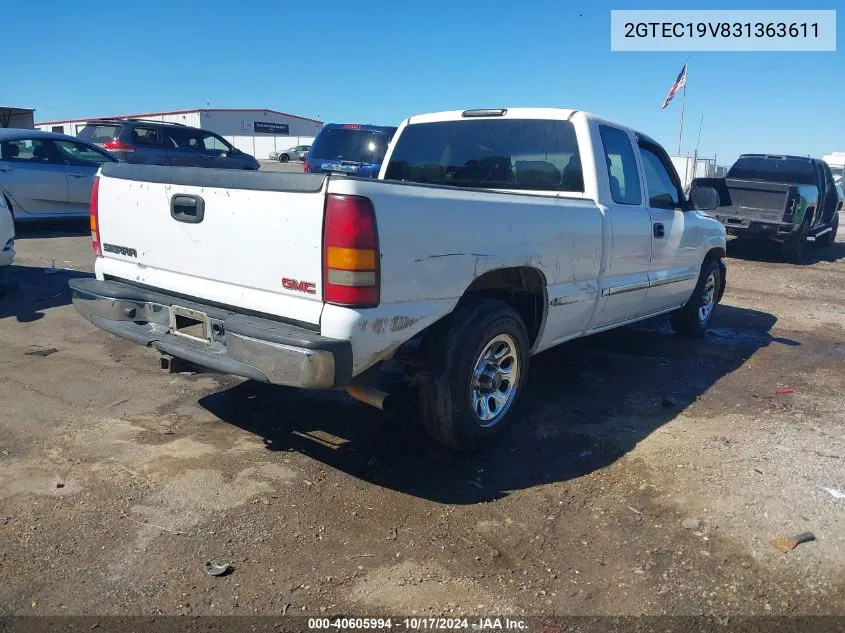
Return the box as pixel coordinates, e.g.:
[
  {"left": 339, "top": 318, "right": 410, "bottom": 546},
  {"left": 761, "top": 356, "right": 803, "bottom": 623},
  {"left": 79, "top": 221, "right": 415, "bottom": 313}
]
[{"left": 0, "top": 222, "right": 843, "bottom": 618}]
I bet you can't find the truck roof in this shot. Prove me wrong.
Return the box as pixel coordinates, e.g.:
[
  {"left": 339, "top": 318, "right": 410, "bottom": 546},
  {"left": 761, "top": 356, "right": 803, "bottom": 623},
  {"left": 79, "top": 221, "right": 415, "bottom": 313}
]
[
  {"left": 737, "top": 153, "right": 817, "bottom": 163},
  {"left": 407, "top": 107, "right": 577, "bottom": 124},
  {"left": 404, "top": 107, "right": 649, "bottom": 140}
]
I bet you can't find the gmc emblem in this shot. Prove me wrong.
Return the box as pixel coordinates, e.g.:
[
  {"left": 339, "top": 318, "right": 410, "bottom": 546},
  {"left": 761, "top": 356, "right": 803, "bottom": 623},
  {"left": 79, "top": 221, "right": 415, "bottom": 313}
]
[{"left": 282, "top": 277, "right": 316, "bottom": 294}]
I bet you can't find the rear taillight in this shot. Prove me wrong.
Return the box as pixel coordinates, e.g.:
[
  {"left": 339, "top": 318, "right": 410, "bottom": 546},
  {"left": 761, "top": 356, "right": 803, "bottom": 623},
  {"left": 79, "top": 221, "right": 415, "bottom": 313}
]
[
  {"left": 323, "top": 194, "right": 379, "bottom": 307},
  {"left": 90, "top": 176, "right": 101, "bottom": 256},
  {"left": 303, "top": 162, "right": 309, "bottom": 173},
  {"left": 102, "top": 139, "right": 135, "bottom": 152}
]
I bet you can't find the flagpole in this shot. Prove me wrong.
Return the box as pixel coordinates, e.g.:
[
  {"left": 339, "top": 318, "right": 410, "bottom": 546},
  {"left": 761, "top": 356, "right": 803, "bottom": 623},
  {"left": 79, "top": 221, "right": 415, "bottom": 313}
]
[
  {"left": 677, "top": 59, "right": 688, "bottom": 155},
  {"left": 693, "top": 113, "right": 704, "bottom": 179}
]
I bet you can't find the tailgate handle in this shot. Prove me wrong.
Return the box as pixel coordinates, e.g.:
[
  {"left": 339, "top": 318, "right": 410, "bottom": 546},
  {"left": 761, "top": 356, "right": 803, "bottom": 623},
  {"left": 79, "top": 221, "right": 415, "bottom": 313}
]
[{"left": 171, "top": 195, "right": 205, "bottom": 224}]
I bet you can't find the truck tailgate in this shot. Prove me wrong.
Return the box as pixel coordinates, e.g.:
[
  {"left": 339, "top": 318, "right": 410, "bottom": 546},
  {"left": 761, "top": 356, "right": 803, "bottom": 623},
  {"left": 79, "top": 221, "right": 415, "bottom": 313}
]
[
  {"left": 722, "top": 178, "right": 791, "bottom": 223},
  {"left": 95, "top": 164, "right": 329, "bottom": 327}
]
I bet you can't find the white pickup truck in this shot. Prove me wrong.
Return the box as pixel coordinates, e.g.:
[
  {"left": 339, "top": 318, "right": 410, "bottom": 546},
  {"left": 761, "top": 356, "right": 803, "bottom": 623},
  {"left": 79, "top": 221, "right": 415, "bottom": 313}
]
[{"left": 70, "top": 107, "right": 727, "bottom": 451}]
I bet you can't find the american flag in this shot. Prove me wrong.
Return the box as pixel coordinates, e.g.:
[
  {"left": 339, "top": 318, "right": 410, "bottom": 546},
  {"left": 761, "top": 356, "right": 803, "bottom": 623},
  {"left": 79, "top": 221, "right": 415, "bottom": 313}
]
[{"left": 661, "top": 63, "right": 687, "bottom": 109}]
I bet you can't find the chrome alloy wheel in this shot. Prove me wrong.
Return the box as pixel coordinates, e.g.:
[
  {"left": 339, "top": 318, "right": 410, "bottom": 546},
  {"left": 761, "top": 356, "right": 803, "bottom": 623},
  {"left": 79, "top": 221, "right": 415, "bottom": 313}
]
[
  {"left": 470, "top": 333, "right": 520, "bottom": 428},
  {"left": 698, "top": 272, "right": 717, "bottom": 323}
]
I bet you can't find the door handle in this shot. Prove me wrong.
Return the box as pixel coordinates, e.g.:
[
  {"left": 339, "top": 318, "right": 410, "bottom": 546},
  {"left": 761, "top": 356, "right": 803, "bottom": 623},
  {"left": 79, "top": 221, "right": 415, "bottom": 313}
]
[
  {"left": 68, "top": 174, "right": 87, "bottom": 178},
  {"left": 171, "top": 194, "right": 205, "bottom": 224},
  {"left": 0, "top": 167, "right": 12, "bottom": 172},
  {"left": 653, "top": 223, "right": 665, "bottom": 238}
]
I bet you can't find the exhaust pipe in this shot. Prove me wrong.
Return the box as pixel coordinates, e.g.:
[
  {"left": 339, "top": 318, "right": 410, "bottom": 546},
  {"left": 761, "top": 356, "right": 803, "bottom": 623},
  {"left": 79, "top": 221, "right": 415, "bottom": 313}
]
[{"left": 346, "top": 385, "right": 394, "bottom": 412}]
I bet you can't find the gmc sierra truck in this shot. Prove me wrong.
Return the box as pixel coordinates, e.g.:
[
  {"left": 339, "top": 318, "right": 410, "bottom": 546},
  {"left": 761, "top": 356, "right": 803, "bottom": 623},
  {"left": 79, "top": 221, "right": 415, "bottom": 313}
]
[
  {"left": 692, "top": 154, "right": 841, "bottom": 260},
  {"left": 70, "top": 108, "right": 726, "bottom": 451}
]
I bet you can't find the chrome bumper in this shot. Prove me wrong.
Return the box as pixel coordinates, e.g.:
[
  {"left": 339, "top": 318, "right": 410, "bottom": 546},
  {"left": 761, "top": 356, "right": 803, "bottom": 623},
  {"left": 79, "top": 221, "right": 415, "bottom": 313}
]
[{"left": 69, "top": 278, "right": 351, "bottom": 389}]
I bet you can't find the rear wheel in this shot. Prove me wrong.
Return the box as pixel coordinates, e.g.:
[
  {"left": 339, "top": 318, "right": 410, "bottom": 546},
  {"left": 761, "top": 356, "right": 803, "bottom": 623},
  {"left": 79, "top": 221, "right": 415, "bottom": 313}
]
[
  {"left": 419, "top": 299, "right": 529, "bottom": 452},
  {"left": 670, "top": 259, "right": 722, "bottom": 337},
  {"left": 815, "top": 212, "right": 839, "bottom": 247},
  {"left": 781, "top": 213, "right": 811, "bottom": 261},
  {"left": 279, "top": 154, "right": 290, "bottom": 163}
]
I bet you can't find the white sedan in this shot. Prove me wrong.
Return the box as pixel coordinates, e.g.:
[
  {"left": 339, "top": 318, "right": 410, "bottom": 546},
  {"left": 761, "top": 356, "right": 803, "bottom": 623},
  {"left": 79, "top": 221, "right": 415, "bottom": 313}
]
[{"left": 0, "top": 194, "right": 14, "bottom": 275}]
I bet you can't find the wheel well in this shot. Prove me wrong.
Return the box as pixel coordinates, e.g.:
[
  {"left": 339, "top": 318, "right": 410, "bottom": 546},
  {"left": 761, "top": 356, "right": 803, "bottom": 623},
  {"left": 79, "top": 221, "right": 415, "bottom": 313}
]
[
  {"left": 704, "top": 246, "right": 725, "bottom": 263},
  {"left": 703, "top": 247, "right": 726, "bottom": 302},
  {"left": 1, "top": 193, "right": 13, "bottom": 216},
  {"left": 804, "top": 206, "right": 816, "bottom": 225},
  {"left": 458, "top": 267, "right": 546, "bottom": 346}
]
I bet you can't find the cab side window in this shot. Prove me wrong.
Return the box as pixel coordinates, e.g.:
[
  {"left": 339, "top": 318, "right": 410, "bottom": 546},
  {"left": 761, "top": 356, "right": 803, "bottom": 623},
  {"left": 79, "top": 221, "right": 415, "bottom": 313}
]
[
  {"left": 599, "top": 125, "right": 641, "bottom": 205},
  {"left": 638, "top": 143, "right": 683, "bottom": 210}
]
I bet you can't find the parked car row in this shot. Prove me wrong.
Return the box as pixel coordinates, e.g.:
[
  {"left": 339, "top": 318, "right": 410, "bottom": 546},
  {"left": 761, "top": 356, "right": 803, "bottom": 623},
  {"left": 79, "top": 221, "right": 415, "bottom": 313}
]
[
  {"left": 0, "top": 119, "right": 260, "bottom": 223},
  {"left": 0, "top": 128, "right": 116, "bottom": 220},
  {"left": 78, "top": 119, "right": 260, "bottom": 170},
  {"left": 3, "top": 104, "right": 841, "bottom": 452}
]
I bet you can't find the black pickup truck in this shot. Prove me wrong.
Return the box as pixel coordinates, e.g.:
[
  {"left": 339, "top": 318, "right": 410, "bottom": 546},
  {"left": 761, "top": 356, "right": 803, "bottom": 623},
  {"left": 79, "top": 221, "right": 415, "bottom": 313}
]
[{"left": 692, "top": 154, "right": 841, "bottom": 260}]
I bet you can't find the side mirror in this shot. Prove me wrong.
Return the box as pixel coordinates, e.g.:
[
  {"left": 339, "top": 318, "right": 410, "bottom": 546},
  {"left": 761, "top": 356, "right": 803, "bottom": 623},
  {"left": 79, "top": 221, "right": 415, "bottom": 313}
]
[{"left": 690, "top": 186, "right": 719, "bottom": 212}]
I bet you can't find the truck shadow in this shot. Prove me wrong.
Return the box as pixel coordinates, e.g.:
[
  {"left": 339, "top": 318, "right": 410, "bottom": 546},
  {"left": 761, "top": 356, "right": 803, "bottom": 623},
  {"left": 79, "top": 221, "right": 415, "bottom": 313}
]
[
  {"left": 727, "top": 237, "right": 845, "bottom": 264},
  {"left": 200, "top": 304, "right": 788, "bottom": 504},
  {"left": 0, "top": 264, "right": 92, "bottom": 322}
]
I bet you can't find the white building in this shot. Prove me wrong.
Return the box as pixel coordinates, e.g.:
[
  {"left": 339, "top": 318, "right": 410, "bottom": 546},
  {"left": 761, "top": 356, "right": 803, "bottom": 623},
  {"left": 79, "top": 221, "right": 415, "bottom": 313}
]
[
  {"left": 1, "top": 106, "right": 35, "bottom": 129},
  {"left": 35, "top": 108, "right": 323, "bottom": 159},
  {"left": 670, "top": 154, "right": 725, "bottom": 190},
  {"left": 822, "top": 152, "right": 844, "bottom": 186}
]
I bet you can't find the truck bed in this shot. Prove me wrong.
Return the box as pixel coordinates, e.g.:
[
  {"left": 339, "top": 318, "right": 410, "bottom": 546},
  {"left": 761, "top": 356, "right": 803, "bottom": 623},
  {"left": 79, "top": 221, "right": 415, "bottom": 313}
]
[{"left": 694, "top": 177, "right": 792, "bottom": 226}]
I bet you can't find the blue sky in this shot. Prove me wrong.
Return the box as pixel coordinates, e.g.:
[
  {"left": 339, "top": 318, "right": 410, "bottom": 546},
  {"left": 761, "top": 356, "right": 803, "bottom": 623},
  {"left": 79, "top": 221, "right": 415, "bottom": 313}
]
[{"left": 6, "top": 0, "right": 843, "bottom": 165}]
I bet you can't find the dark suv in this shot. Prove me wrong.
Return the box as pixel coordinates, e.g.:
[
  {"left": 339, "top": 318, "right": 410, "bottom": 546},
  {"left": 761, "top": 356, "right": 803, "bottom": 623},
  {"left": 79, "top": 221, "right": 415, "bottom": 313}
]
[
  {"left": 77, "top": 119, "right": 259, "bottom": 170},
  {"left": 305, "top": 123, "right": 397, "bottom": 178}
]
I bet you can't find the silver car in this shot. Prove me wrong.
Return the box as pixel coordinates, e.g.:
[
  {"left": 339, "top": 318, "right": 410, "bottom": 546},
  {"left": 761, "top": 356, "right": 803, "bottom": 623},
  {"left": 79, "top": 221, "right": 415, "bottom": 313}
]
[
  {"left": 270, "top": 144, "right": 310, "bottom": 163},
  {"left": 0, "top": 129, "right": 117, "bottom": 220}
]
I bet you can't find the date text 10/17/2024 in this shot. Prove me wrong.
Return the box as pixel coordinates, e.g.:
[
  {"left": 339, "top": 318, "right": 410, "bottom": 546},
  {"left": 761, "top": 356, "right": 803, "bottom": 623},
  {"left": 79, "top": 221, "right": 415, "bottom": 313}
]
[{"left": 307, "top": 617, "right": 529, "bottom": 630}]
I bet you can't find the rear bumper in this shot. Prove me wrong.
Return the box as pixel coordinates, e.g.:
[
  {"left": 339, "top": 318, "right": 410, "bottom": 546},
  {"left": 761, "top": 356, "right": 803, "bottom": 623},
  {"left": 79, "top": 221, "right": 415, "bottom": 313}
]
[
  {"left": 712, "top": 209, "right": 795, "bottom": 241},
  {"left": 69, "top": 278, "right": 352, "bottom": 389}
]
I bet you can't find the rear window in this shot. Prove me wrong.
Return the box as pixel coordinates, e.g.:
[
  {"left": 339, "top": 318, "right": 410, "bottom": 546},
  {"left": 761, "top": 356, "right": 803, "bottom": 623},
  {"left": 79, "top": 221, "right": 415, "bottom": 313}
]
[
  {"left": 384, "top": 119, "right": 583, "bottom": 192},
  {"left": 309, "top": 129, "right": 389, "bottom": 164},
  {"left": 727, "top": 156, "right": 817, "bottom": 185},
  {"left": 78, "top": 124, "right": 123, "bottom": 144}
]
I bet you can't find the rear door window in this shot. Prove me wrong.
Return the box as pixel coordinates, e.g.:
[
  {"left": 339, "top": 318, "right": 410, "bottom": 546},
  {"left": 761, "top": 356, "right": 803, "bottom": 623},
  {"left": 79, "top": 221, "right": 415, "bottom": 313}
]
[
  {"left": 384, "top": 118, "right": 583, "bottom": 192},
  {"left": 165, "top": 129, "right": 204, "bottom": 152},
  {"left": 310, "top": 128, "right": 389, "bottom": 164},
  {"left": 638, "top": 143, "right": 683, "bottom": 210},
  {"left": 599, "top": 125, "right": 641, "bottom": 205}
]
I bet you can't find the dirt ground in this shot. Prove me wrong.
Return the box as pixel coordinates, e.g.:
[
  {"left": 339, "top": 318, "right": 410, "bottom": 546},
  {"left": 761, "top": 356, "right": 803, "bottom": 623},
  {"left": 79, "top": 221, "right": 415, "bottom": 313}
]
[{"left": 0, "top": 221, "right": 843, "bottom": 619}]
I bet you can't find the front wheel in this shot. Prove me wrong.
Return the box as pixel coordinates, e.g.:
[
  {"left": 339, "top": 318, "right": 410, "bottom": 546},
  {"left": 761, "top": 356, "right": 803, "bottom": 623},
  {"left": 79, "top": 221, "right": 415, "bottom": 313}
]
[
  {"left": 279, "top": 154, "right": 290, "bottom": 163},
  {"left": 815, "top": 212, "right": 838, "bottom": 247},
  {"left": 419, "top": 299, "right": 529, "bottom": 452},
  {"left": 670, "top": 259, "right": 723, "bottom": 337}
]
